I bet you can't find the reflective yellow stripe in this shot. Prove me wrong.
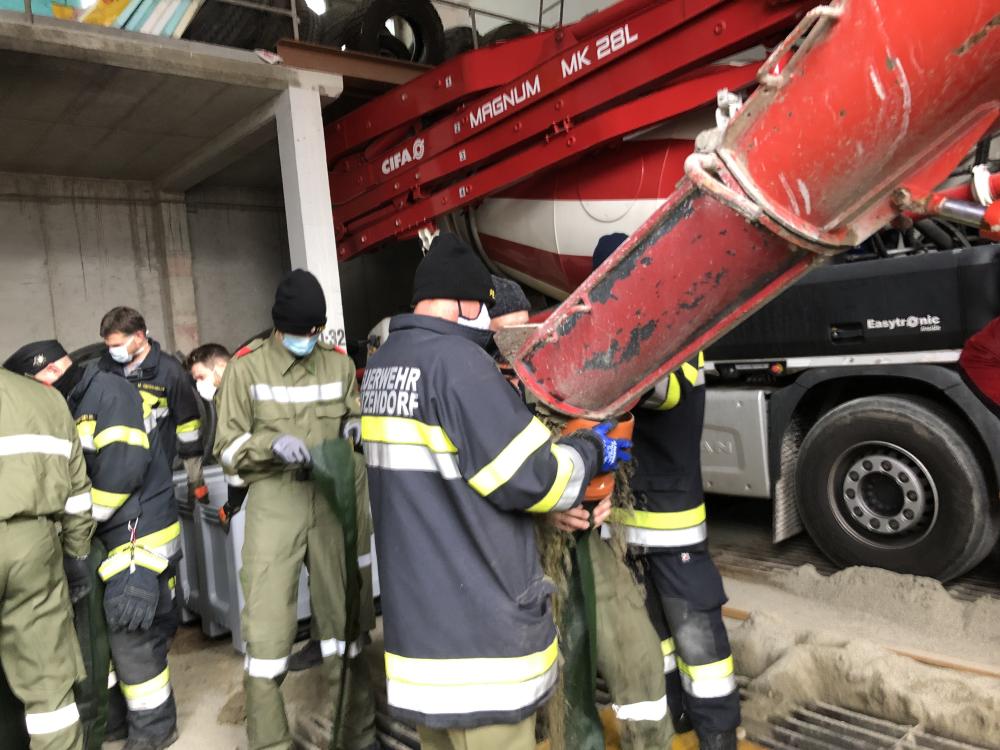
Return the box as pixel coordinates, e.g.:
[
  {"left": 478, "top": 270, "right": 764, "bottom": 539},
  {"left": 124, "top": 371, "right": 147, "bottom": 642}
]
[
  {"left": 176, "top": 419, "right": 201, "bottom": 434},
  {"left": 661, "top": 638, "right": 676, "bottom": 656},
  {"left": 677, "top": 655, "right": 734, "bottom": 681},
  {"left": 98, "top": 548, "right": 168, "bottom": 580},
  {"left": 698, "top": 351, "right": 705, "bottom": 367},
  {"left": 656, "top": 373, "right": 681, "bottom": 410},
  {"left": 361, "top": 416, "right": 457, "bottom": 453},
  {"left": 168, "top": 576, "right": 176, "bottom": 590},
  {"left": 525, "top": 445, "right": 573, "bottom": 513},
  {"left": 611, "top": 503, "right": 706, "bottom": 530},
  {"left": 108, "top": 521, "right": 181, "bottom": 558},
  {"left": 77, "top": 420, "right": 96, "bottom": 438},
  {"left": 91, "top": 488, "right": 130, "bottom": 509},
  {"left": 680, "top": 361, "right": 699, "bottom": 386},
  {"left": 94, "top": 426, "right": 149, "bottom": 451},
  {"left": 386, "top": 637, "right": 558, "bottom": 687},
  {"left": 469, "top": 418, "right": 551, "bottom": 496},
  {"left": 121, "top": 668, "right": 170, "bottom": 699}
]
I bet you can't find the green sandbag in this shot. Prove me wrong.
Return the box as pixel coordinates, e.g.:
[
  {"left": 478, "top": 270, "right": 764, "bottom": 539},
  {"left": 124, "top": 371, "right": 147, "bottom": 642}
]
[
  {"left": 559, "top": 531, "right": 604, "bottom": 750},
  {"left": 74, "top": 539, "right": 110, "bottom": 750},
  {"left": 310, "top": 439, "right": 360, "bottom": 749}
]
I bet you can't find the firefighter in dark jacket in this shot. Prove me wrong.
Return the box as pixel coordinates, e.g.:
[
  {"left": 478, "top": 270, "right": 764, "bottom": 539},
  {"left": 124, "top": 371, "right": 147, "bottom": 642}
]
[
  {"left": 362, "top": 233, "right": 630, "bottom": 750},
  {"left": 98, "top": 307, "right": 206, "bottom": 504},
  {"left": 0, "top": 365, "right": 93, "bottom": 750},
  {"left": 593, "top": 232, "right": 740, "bottom": 750},
  {"left": 6, "top": 340, "right": 181, "bottom": 750}
]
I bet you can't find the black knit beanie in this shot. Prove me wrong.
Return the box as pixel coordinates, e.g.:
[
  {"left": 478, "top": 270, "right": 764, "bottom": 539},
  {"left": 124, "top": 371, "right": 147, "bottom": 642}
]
[
  {"left": 411, "top": 233, "right": 496, "bottom": 308},
  {"left": 490, "top": 275, "right": 530, "bottom": 318},
  {"left": 272, "top": 269, "right": 327, "bottom": 335}
]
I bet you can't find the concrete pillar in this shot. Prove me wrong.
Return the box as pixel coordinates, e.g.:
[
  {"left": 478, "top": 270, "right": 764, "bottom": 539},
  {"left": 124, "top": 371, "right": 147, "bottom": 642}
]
[
  {"left": 276, "top": 86, "right": 346, "bottom": 349},
  {"left": 157, "top": 192, "right": 200, "bottom": 355}
]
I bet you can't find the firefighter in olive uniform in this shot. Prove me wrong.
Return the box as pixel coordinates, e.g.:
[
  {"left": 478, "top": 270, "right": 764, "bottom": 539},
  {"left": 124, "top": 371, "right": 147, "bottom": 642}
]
[
  {"left": 362, "top": 234, "right": 628, "bottom": 750},
  {"left": 0, "top": 365, "right": 94, "bottom": 750},
  {"left": 5, "top": 341, "right": 181, "bottom": 750},
  {"left": 214, "top": 270, "right": 377, "bottom": 750},
  {"left": 592, "top": 232, "right": 740, "bottom": 750},
  {"left": 99, "top": 307, "right": 207, "bottom": 504}
]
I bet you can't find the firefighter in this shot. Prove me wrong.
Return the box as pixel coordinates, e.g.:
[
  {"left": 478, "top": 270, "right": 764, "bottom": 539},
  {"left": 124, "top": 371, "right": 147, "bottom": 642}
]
[
  {"left": 0, "top": 366, "right": 93, "bottom": 750},
  {"left": 592, "top": 235, "right": 741, "bottom": 750},
  {"left": 361, "top": 233, "right": 628, "bottom": 750},
  {"left": 214, "top": 270, "right": 377, "bottom": 750},
  {"left": 98, "top": 307, "right": 207, "bottom": 505},
  {"left": 5, "top": 341, "right": 181, "bottom": 750},
  {"left": 489, "top": 278, "right": 672, "bottom": 749},
  {"left": 184, "top": 343, "right": 231, "bottom": 404}
]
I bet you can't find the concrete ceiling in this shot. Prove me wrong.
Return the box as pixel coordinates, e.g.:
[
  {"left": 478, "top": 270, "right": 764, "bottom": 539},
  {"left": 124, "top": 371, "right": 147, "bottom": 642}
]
[
  {"left": 0, "top": 49, "right": 279, "bottom": 183},
  {"left": 200, "top": 130, "right": 284, "bottom": 189}
]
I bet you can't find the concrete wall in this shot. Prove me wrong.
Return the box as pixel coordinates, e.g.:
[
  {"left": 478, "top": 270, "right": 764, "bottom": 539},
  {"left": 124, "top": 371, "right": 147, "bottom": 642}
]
[
  {"left": 186, "top": 186, "right": 289, "bottom": 352},
  {"left": 0, "top": 172, "right": 173, "bottom": 359}
]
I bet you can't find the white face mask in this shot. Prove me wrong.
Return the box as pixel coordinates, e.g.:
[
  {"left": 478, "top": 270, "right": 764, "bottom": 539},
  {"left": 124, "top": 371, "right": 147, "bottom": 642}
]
[
  {"left": 109, "top": 336, "right": 135, "bottom": 365},
  {"left": 196, "top": 378, "right": 218, "bottom": 402},
  {"left": 457, "top": 302, "right": 491, "bottom": 331}
]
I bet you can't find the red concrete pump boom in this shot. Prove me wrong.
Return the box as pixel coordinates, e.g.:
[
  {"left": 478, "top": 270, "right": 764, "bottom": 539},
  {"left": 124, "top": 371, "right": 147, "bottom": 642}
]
[{"left": 328, "top": 0, "right": 1000, "bottom": 418}]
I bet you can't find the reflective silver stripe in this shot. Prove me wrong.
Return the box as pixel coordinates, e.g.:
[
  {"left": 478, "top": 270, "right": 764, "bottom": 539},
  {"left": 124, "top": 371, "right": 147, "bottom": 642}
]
[
  {"left": 551, "top": 444, "right": 586, "bottom": 512},
  {"left": 24, "top": 703, "right": 79, "bottom": 735},
  {"left": 221, "top": 432, "right": 253, "bottom": 469},
  {"left": 108, "top": 671, "right": 118, "bottom": 689},
  {"left": 176, "top": 430, "right": 200, "bottom": 444},
  {"left": 694, "top": 367, "right": 706, "bottom": 386},
  {"left": 124, "top": 684, "right": 171, "bottom": 711},
  {"left": 320, "top": 637, "right": 363, "bottom": 659},
  {"left": 250, "top": 382, "right": 343, "bottom": 404},
  {"left": 147, "top": 537, "right": 181, "bottom": 559},
  {"left": 225, "top": 472, "right": 247, "bottom": 488},
  {"left": 623, "top": 523, "right": 708, "bottom": 549},
  {"left": 244, "top": 655, "right": 288, "bottom": 679},
  {"left": 357, "top": 553, "right": 372, "bottom": 569},
  {"left": 613, "top": 695, "right": 668, "bottom": 722},
  {"left": 64, "top": 491, "right": 93, "bottom": 516},
  {"left": 79, "top": 434, "right": 96, "bottom": 452},
  {"left": 364, "top": 442, "right": 461, "bottom": 479},
  {"left": 0, "top": 434, "right": 72, "bottom": 458},
  {"left": 664, "top": 654, "right": 677, "bottom": 673},
  {"left": 143, "top": 413, "right": 157, "bottom": 433},
  {"left": 386, "top": 661, "right": 557, "bottom": 716},
  {"left": 92, "top": 505, "right": 116, "bottom": 523},
  {"left": 680, "top": 671, "right": 737, "bottom": 699}
]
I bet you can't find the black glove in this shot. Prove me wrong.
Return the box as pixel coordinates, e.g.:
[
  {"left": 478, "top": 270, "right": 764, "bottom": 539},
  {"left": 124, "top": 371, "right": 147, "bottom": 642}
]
[
  {"left": 103, "top": 566, "right": 160, "bottom": 632},
  {"left": 342, "top": 417, "right": 362, "bottom": 447},
  {"left": 63, "top": 555, "right": 92, "bottom": 604},
  {"left": 272, "top": 434, "right": 311, "bottom": 465}
]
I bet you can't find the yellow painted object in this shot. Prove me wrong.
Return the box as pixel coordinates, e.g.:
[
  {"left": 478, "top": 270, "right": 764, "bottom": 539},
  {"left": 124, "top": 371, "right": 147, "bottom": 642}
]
[
  {"left": 672, "top": 730, "right": 767, "bottom": 750},
  {"left": 81, "top": 0, "right": 133, "bottom": 26}
]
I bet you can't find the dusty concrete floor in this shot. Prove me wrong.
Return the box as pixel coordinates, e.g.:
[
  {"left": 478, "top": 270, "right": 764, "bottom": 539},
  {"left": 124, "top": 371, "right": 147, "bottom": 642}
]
[{"left": 141, "top": 501, "right": 1000, "bottom": 749}]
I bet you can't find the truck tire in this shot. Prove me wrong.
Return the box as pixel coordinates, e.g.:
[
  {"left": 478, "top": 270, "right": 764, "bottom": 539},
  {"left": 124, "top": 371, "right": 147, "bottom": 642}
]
[
  {"left": 481, "top": 21, "right": 534, "bottom": 46},
  {"left": 795, "top": 395, "right": 999, "bottom": 581}
]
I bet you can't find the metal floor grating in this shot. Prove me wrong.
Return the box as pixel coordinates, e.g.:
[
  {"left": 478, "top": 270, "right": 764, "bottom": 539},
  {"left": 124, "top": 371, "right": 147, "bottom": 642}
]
[{"left": 750, "top": 701, "right": 995, "bottom": 750}]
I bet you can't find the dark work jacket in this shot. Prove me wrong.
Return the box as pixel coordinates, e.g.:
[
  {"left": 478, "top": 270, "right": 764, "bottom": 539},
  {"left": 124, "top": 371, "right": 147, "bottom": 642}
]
[
  {"left": 613, "top": 352, "right": 709, "bottom": 550},
  {"left": 361, "top": 314, "right": 600, "bottom": 729},
  {"left": 100, "top": 339, "right": 203, "bottom": 468},
  {"left": 69, "top": 364, "right": 178, "bottom": 560}
]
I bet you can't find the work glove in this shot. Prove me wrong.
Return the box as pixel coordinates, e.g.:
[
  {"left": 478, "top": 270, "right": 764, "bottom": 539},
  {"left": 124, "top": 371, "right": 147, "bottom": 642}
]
[
  {"left": 590, "top": 422, "right": 633, "bottom": 472},
  {"left": 63, "top": 555, "right": 92, "bottom": 604},
  {"left": 342, "top": 417, "right": 362, "bottom": 447},
  {"left": 272, "top": 434, "right": 312, "bottom": 465},
  {"left": 103, "top": 566, "right": 160, "bottom": 632}
]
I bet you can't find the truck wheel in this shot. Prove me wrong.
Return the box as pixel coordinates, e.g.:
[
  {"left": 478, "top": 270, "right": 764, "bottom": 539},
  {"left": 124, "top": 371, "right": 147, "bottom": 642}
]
[{"left": 795, "top": 395, "right": 999, "bottom": 581}]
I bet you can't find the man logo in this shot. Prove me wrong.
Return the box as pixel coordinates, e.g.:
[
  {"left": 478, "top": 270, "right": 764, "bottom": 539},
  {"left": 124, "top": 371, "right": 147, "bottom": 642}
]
[{"left": 32, "top": 354, "right": 46, "bottom": 369}]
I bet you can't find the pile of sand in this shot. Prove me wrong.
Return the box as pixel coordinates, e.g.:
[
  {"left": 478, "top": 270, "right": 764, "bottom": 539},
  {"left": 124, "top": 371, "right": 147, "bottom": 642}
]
[{"left": 731, "top": 611, "right": 1000, "bottom": 746}]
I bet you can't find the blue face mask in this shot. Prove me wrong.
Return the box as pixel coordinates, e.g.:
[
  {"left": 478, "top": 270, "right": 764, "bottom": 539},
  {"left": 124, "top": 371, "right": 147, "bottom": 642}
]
[{"left": 282, "top": 334, "right": 319, "bottom": 358}]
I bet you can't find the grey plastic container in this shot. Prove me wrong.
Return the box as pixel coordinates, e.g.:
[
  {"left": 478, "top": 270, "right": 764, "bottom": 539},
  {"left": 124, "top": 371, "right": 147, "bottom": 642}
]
[
  {"left": 197, "top": 466, "right": 311, "bottom": 652},
  {"left": 173, "top": 473, "right": 203, "bottom": 626}
]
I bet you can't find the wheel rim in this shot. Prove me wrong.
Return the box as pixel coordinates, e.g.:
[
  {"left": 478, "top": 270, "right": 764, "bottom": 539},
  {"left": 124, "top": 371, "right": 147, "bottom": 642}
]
[{"left": 828, "top": 441, "right": 938, "bottom": 548}]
